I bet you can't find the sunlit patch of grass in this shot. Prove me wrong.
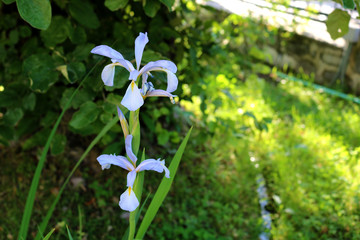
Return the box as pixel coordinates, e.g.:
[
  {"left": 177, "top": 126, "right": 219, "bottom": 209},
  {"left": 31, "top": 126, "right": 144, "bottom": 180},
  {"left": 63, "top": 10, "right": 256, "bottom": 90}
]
[
  {"left": 180, "top": 66, "right": 360, "bottom": 239},
  {"left": 244, "top": 77, "right": 360, "bottom": 238}
]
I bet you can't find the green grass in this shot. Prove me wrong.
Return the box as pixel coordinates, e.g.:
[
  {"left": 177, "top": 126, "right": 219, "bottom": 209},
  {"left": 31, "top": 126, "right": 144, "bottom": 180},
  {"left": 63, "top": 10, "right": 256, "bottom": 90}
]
[{"left": 179, "top": 68, "right": 360, "bottom": 239}]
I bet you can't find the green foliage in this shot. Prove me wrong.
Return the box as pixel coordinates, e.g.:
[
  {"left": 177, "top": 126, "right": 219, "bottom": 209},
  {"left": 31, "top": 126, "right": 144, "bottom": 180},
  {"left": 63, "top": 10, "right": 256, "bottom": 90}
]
[
  {"left": 16, "top": 0, "right": 52, "bottom": 30},
  {"left": 69, "top": 102, "right": 101, "bottom": 129},
  {"left": 23, "top": 53, "right": 59, "bottom": 92},
  {"left": 326, "top": 9, "right": 351, "bottom": 40},
  {"left": 144, "top": 0, "right": 161, "bottom": 17},
  {"left": 343, "top": 0, "right": 355, "bottom": 9},
  {"left": 159, "top": 0, "right": 175, "bottom": 9},
  {"left": 105, "top": 0, "right": 129, "bottom": 11},
  {"left": 40, "top": 16, "right": 71, "bottom": 47},
  {"left": 68, "top": 0, "right": 100, "bottom": 29}
]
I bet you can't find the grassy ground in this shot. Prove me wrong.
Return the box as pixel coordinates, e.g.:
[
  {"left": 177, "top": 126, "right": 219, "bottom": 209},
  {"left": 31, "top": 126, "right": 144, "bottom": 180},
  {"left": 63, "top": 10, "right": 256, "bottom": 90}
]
[{"left": 179, "top": 66, "right": 360, "bottom": 239}]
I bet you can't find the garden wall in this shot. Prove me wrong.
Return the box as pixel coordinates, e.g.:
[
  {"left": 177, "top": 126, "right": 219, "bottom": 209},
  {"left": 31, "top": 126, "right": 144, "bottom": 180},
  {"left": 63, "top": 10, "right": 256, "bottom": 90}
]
[
  {"left": 265, "top": 34, "right": 360, "bottom": 93},
  {"left": 203, "top": 0, "right": 360, "bottom": 93}
]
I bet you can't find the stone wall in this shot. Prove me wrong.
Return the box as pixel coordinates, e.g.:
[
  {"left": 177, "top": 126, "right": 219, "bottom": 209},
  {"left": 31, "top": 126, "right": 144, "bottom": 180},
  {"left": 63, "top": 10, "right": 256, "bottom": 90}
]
[
  {"left": 202, "top": 0, "right": 360, "bottom": 93},
  {"left": 264, "top": 32, "right": 360, "bottom": 93}
]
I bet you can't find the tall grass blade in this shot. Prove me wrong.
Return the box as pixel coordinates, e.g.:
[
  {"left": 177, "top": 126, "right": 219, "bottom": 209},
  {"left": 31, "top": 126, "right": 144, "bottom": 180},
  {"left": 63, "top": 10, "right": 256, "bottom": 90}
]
[
  {"left": 34, "top": 116, "right": 118, "bottom": 240},
  {"left": 66, "top": 225, "right": 74, "bottom": 240},
  {"left": 135, "top": 127, "right": 192, "bottom": 239},
  {"left": 18, "top": 62, "right": 100, "bottom": 240},
  {"left": 77, "top": 205, "right": 84, "bottom": 239},
  {"left": 42, "top": 228, "right": 55, "bottom": 240}
]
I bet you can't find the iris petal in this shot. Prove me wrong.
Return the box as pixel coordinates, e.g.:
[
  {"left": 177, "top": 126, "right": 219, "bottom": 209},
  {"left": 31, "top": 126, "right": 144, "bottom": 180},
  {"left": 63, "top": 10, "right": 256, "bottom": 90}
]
[
  {"left": 125, "top": 135, "right": 137, "bottom": 164},
  {"left": 119, "top": 187, "right": 139, "bottom": 212},
  {"left": 91, "top": 45, "right": 124, "bottom": 60},
  {"left": 121, "top": 81, "right": 144, "bottom": 111},
  {"left": 136, "top": 159, "right": 170, "bottom": 178},
  {"left": 129, "top": 70, "right": 139, "bottom": 81},
  {"left": 117, "top": 106, "right": 130, "bottom": 138},
  {"left": 135, "top": 32, "right": 149, "bottom": 70},
  {"left": 127, "top": 170, "right": 137, "bottom": 188},
  {"left": 139, "top": 60, "right": 177, "bottom": 75},
  {"left": 97, "top": 154, "right": 134, "bottom": 171},
  {"left": 165, "top": 70, "right": 178, "bottom": 93},
  {"left": 146, "top": 89, "right": 176, "bottom": 104},
  {"left": 114, "top": 59, "right": 135, "bottom": 73},
  {"left": 101, "top": 64, "right": 116, "bottom": 86}
]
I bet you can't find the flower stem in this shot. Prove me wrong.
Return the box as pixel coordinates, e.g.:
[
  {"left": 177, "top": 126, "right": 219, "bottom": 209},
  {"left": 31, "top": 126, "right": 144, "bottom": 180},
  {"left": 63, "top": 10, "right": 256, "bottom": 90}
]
[
  {"left": 128, "top": 109, "right": 141, "bottom": 240},
  {"left": 128, "top": 212, "right": 136, "bottom": 240}
]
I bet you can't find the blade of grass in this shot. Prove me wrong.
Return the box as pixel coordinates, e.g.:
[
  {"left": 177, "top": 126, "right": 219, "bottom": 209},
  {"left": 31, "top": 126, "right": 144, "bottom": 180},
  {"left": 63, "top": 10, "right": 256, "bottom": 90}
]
[
  {"left": 18, "top": 61, "right": 101, "bottom": 240},
  {"left": 42, "top": 228, "right": 55, "bottom": 240},
  {"left": 66, "top": 225, "right": 74, "bottom": 240},
  {"left": 135, "top": 127, "right": 192, "bottom": 239},
  {"left": 34, "top": 116, "right": 118, "bottom": 240},
  {"left": 77, "top": 205, "right": 83, "bottom": 239}
]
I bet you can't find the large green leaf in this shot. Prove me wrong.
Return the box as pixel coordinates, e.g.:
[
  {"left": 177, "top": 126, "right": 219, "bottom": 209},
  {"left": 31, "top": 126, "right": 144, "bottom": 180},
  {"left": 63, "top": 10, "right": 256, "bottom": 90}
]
[
  {"left": 69, "top": 101, "right": 101, "bottom": 129},
  {"left": 66, "top": 62, "right": 86, "bottom": 83},
  {"left": 104, "top": 0, "right": 129, "bottom": 11},
  {"left": 70, "top": 43, "right": 95, "bottom": 61},
  {"left": 16, "top": 0, "right": 52, "bottom": 30},
  {"left": 68, "top": 26, "right": 87, "bottom": 44},
  {"left": 23, "top": 53, "right": 59, "bottom": 93},
  {"left": 69, "top": 0, "right": 100, "bottom": 29},
  {"left": 326, "top": 9, "right": 350, "bottom": 40},
  {"left": 40, "top": 16, "right": 71, "bottom": 47},
  {"left": 60, "top": 88, "right": 94, "bottom": 109},
  {"left": 22, "top": 93, "right": 36, "bottom": 111},
  {"left": 3, "top": 108, "right": 23, "bottom": 125},
  {"left": 144, "top": 0, "right": 161, "bottom": 17},
  {"left": 159, "top": 0, "right": 175, "bottom": 9}
]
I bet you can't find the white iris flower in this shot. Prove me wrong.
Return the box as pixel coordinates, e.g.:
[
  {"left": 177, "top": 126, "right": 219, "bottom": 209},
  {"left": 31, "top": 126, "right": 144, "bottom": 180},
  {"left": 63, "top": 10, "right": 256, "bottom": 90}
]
[
  {"left": 97, "top": 134, "right": 170, "bottom": 212},
  {"left": 91, "top": 32, "right": 178, "bottom": 111}
]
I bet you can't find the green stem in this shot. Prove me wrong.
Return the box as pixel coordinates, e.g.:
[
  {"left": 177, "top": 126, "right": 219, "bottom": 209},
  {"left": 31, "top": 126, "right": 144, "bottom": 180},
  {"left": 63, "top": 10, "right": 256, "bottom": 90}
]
[
  {"left": 127, "top": 110, "right": 141, "bottom": 240},
  {"left": 128, "top": 212, "right": 136, "bottom": 240}
]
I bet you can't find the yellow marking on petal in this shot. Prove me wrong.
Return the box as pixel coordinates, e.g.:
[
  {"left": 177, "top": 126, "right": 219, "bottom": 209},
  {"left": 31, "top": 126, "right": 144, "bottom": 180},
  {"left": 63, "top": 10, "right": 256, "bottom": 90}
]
[
  {"left": 120, "top": 119, "right": 130, "bottom": 138},
  {"left": 131, "top": 81, "right": 135, "bottom": 91},
  {"left": 128, "top": 187, "right": 132, "bottom": 195}
]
